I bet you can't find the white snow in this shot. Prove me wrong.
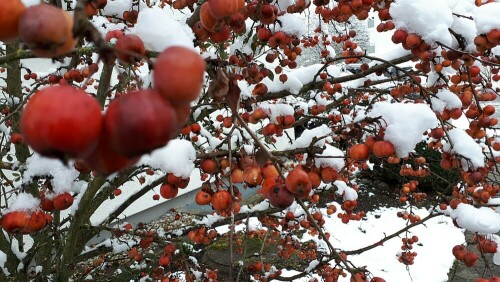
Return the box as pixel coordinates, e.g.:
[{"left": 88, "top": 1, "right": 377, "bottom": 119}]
[
  {"left": 139, "top": 139, "right": 196, "bottom": 178},
  {"left": 23, "top": 153, "right": 80, "bottom": 194},
  {"left": 5, "top": 193, "right": 40, "bottom": 213},
  {"left": 314, "top": 144, "right": 345, "bottom": 171},
  {"left": 390, "top": 0, "right": 454, "bottom": 46},
  {"left": 0, "top": 250, "right": 8, "bottom": 276},
  {"left": 443, "top": 128, "right": 485, "bottom": 169},
  {"left": 361, "top": 102, "right": 439, "bottom": 157},
  {"left": 257, "top": 103, "right": 295, "bottom": 123},
  {"left": 132, "top": 6, "right": 195, "bottom": 52},
  {"left": 287, "top": 124, "right": 332, "bottom": 150},
  {"left": 275, "top": 14, "right": 307, "bottom": 38},
  {"left": 450, "top": 203, "right": 500, "bottom": 234},
  {"left": 333, "top": 180, "right": 358, "bottom": 201},
  {"left": 473, "top": 2, "right": 500, "bottom": 34},
  {"left": 430, "top": 89, "right": 463, "bottom": 114}
]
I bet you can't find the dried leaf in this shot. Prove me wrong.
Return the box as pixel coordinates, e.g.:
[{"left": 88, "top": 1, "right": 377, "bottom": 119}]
[
  {"left": 208, "top": 68, "right": 229, "bottom": 100},
  {"left": 255, "top": 148, "right": 270, "bottom": 167},
  {"left": 227, "top": 77, "right": 241, "bottom": 113}
]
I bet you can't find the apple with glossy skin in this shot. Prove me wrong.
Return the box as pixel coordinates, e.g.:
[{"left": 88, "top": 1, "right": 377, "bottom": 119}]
[
  {"left": 1, "top": 211, "right": 28, "bottom": 234},
  {"left": 160, "top": 183, "right": 178, "bottom": 199},
  {"left": 285, "top": 167, "right": 312, "bottom": 199},
  {"left": 195, "top": 191, "right": 212, "bottom": 205},
  {"left": 153, "top": 46, "right": 206, "bottom": 105},
  {"left": 349, "top": 144, "right": 370, "bottom": 161},
  {"left": 21, "top": 85, "right": 102, "bottom": 159},
  {"left": 104, "top": 89, "right": 178, "bottom": 157},
  {"left": 53, "top": 192, "right": 74, "bottom": 210},
  {"left": 267, "top": 181, "right": 295, "bottom": 209}
]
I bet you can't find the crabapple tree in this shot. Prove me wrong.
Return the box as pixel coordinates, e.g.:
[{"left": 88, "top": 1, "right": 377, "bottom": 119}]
[{"left": 0, "top": 0, "right": 499, "bottom": 281}]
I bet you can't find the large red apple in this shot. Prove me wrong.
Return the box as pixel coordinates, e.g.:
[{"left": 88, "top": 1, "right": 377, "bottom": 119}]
[
  {"left": 103, "top": 89, "right": 178, "bottom": 157},
  {"left": 21, "top": 85, "right": 103, "bottom": 159},
  {"left": 18, "top": 4, "right": 76, "bottom": 57},
  {"left": 211, "top": 190, "right": 232, "bottom": 211},
  {"left": 285, "top": 167, "right": 312, "bottom": 199},
  {"left": 267, "top": 182, "right": 295, "bottom": 209},
  {"left": 349, "top": 144, "right": 370, "bottom": 161},
  {"left": 0, "top": 0, "right": 25, "bottom": 42},
  {"left": 153, "top": 46, "right": 206, "bottom": 105},
  {"left": 1, "top": 211, "right": 28, "bottom": 234},
  {"left": 160, "top": 183, "right": 179, "bottom": 199}
]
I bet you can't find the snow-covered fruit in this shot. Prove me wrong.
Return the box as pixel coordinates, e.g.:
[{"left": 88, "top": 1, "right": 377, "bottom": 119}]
[
  {"left": 21, "top": 85, "right": 103, "bottom": 159},
  {"left": 103, "top": 89, "right": 178, "bottom": 157},
  {"left": 1, "top": 210, "right": 48, "bottom": 234},
  {"left": 153, "top": 46, "right": 206, "bottom": 106},
  {"left": 53, "top": 192, "right": 74, "bottom": 210},
  {"left": 0, "top": 0, "right": 25, "bottom": 42},
  {"left": 18, "top": 4, "right": 76, "bottom": 57}
]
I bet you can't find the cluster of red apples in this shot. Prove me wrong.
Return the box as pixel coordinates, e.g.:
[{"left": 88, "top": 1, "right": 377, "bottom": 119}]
[
  {"left": 20, "top": 45, "right": 205, "bottom": 176},
  {"left": 6, "top": 45, "right": 203, "bottom": 235}
]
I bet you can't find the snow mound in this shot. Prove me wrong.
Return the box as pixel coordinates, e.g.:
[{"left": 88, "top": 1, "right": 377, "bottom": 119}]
[
  {"left": 139, "top": 139, "right": 196, "bottom": 178},
  {"left": 363, "top": 102, "right": 438, "bottom": 157},
  {"left": 390, "top": 0, "right": 454, "bottom": 46},
  {"left": 451, "top": 203, "right": 500, "bottom": 234}
]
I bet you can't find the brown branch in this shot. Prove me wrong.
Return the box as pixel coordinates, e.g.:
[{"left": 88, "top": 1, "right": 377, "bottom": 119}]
[{"left": 344, "top": 212, "right": 441, "bottom": 255}]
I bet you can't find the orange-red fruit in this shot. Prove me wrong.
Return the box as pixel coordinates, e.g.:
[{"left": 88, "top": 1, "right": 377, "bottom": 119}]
[
  {"left": 321, "top": 167, "right": 338, "bottom": 183},
  {"left": 200, "top": 159, "right": 218, "bottom": 174},
  {"left": 349, "top": 144, "right": 370, "bottom": 161},
  {"left": 208, "top": 0, "right": 245, "bottom": 19},
  {"left": 200, "top": 2, "right": 221, "bottom": 32},
  {"left": 40, "top": 197, "right": 55, "bottom": 212},
  {"left": 0, "top": 0, "right": 25, "bottom": 42},
  {"left": 23, "top": 211, "right": 48, "bottom": 233},
  {"left": 18, "top": 4, "right": 76, "bottom": 57},
  {"left": 243, "top": 166, "right": 263, "bottom": 187},
  {"left": 104, "top": 89, "right": 178, "bottom": 157},
  {"left": 114, "top": 34, "right": 146, "bottom": 64},
  {"left": 372, "top": 141, "right": 395, "bottom": 158},
  {"left": 285, "top": 168, "right": 312, "bottom": 199},
  {"left": 1, "top": 211, "right": 29, "bottom": 234},
  {"left": 405, "top": 33, "right": 421, "bottom": 49},
  {"left": 53, "top": 192, "right": 74, "bottom": 210},
  {"left": 160, "top": 183, "right": 179, "bottom": 199},
  {"left": 464, "top": 252, "right": 478, "bottom": 267},
  {"left": 154, "top": 46, "right": 206, "bottom": 105},
  {"left": 21, "top": 85, "right": 102, "bottom": 159},
  {"left": 195, "top": 191, "right": 212, "bottom": 205},
  {"left": 211, "top": 190, "right": 232, "bottom": 211}
]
